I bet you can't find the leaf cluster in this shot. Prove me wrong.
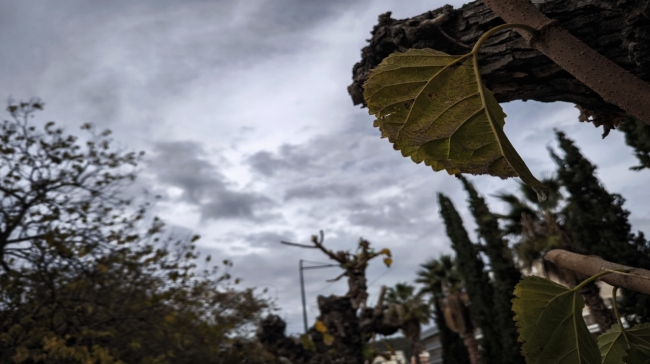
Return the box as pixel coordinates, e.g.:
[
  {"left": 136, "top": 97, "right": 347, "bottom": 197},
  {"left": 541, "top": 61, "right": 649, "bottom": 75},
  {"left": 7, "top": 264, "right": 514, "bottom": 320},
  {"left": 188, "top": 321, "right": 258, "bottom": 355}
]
[
  {"left": 0, "top": 101, "right": 276, "bottom": 364},
  {"left": 513, "top": 275, "right": 650, "bottom": 364}
]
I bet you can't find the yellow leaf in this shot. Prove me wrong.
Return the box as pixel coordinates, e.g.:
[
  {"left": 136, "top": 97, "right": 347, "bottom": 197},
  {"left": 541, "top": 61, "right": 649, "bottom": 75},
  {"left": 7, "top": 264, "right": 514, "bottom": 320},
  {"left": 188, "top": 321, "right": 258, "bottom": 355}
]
[
  {"left": 323, "top": 333, "right": 335, "bottom": 346},
  {"left": 379, "top": 248, "right": 391, "bottom": 257},
  {"left": 383, "top": 257, "right": 393, "bottom": 267},
  {"left": 164, "top": 314, "right": 175, "bottom": 324},
  {"left": 314, "top": 320, "right": 328, "bottom": 333}
]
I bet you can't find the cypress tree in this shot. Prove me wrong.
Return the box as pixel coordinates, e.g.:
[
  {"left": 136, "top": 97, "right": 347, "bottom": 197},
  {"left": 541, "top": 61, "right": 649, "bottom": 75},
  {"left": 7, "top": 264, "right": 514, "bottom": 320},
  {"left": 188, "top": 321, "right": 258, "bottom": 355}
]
[
  {"left": 551, "top": 131, "right": 650, "bottom": 322},
  {"left": 618, "top": 118, "right": 650, "bottom": 171},
  {"left": 434, "top": 300, "right": 472, "bottom": 364},
  {"left": 438, "top": 193, "right": 500, "bottom": 364},
  {"left": 458, "top": 177, "right": 524, "bottom": 364}
]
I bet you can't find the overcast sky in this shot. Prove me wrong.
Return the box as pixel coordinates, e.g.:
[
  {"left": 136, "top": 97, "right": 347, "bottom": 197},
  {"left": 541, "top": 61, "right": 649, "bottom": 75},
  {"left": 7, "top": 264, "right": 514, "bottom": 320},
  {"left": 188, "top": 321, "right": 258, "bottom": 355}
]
[{"left": 2, "top": 0, "right": 650, "bottom": 335}]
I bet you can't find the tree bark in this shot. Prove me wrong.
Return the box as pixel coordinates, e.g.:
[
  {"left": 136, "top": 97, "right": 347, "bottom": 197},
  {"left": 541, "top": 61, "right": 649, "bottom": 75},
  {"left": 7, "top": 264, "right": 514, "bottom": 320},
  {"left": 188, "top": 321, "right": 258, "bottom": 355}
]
[
  {"left": 348, "top": 0, "right": 650, "bottom": 133},
  {"left": 463, "top": 331, "right": 482, "bottom": 364},
  {"left": 480, "top": 0, "right": 650, "bottom": 124},
  {"left": 545, "top": 249, "right": 650, "bottom": 294},
  {"left": 578, "top": 281, "right": 616, "bottom": 333}
]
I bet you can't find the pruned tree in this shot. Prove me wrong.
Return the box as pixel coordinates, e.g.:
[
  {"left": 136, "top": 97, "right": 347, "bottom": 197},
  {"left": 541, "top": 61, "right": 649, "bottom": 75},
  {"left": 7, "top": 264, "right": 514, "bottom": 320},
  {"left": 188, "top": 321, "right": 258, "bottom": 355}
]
[{"left": 257, "top": 232, "right": 399, "bottom": 364}]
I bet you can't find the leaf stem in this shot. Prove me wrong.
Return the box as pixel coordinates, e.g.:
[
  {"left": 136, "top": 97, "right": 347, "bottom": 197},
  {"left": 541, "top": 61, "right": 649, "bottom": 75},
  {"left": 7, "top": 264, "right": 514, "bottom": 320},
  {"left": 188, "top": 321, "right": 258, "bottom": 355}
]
[
  {"left": 572, "top": 270, "right": 614, "bottom": 292},
  {"left": 612, "top": 286, "right": 629, "bottom": 345},
  {"left": 471, "top": 23, "right": 539, "bottom": 55}
]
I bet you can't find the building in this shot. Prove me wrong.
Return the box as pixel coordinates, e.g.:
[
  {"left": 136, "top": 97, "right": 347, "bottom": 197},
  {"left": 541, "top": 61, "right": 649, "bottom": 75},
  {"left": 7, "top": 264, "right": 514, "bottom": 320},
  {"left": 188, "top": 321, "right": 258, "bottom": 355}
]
[{"left": 420, "top": 327, "right": 442, "bottom": 364}]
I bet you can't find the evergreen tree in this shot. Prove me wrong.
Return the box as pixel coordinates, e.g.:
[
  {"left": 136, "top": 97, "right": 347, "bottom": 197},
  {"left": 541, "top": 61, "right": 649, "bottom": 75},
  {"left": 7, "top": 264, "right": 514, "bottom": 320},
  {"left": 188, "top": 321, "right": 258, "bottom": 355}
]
[
  {"left": 438, "top": 194, "right": 500, "bottom": 364},
  {"left": 417, "top": 256, "right": 471, "bottom": 364},
  {"left": 458, "top": 176, "right": 524, "bottom": 364},
  {"left": 496, "top": 178, "right": 616, "bottom": 332},
  {"left": 551, "top": 131, "right": 650, "bottom": 322},
  {"left": 434, "top": 301, "right": 472, "bottom": 364},
  {"left": 619, "top": 118, "right": 650, "bottom": 171}
]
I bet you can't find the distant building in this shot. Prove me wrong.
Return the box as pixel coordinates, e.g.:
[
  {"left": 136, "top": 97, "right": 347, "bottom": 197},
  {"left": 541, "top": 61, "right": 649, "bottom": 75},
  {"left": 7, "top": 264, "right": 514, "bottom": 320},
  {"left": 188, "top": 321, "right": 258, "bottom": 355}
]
[
  {"left": 373, "top": 350, "right": 407, "bottom": 364},
  {"left": 420, "top": 327, "right": 442, "bottom": 364}
]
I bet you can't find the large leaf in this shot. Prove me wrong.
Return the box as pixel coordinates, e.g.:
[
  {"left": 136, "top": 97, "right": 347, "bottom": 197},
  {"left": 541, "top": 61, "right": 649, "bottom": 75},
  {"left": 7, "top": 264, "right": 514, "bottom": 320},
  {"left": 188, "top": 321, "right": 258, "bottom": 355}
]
[
  {"left": 599, "top": 323, "right": 650, "bottom": 364},
  {"left": 512, "top": 276, "right": 601, "bottom": 364},
  {"left": 363, "top": 48, "right": 546, "bottom": 200}
]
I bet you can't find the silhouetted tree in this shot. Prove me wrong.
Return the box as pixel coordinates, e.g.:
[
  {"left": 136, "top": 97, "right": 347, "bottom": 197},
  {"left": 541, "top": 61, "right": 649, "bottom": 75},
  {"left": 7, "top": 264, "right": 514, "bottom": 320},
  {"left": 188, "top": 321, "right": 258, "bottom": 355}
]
[
  {"left": 551, "top": 131, "right": 650, "bottom": 323},
  {"left": 458, "top": 176, "right": 523, "bottom": 364},
  {"left": 438, "top": 194, "right": 500, "bottom": 364}
]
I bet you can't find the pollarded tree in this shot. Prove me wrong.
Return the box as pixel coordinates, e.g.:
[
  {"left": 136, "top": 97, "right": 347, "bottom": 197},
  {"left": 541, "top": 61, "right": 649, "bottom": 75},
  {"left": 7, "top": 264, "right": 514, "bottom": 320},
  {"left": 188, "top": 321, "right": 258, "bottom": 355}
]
[
  {"left": 457, "top": 176, "right": 523, "bottom": 364},
  {"left": 438, "top": 194, "right": 500, "bottom": 364},
  {"left": 257, "top": 233, "right": 400, "bottom": 364},
  {"left": 416, "top": 255, "right": 472, "bottom": 364}
]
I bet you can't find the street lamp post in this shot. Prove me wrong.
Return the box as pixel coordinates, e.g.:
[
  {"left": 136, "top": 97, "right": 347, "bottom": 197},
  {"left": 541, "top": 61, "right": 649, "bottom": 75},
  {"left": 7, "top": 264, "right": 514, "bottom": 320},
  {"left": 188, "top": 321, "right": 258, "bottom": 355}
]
[{"left": 298, "top": 259, "right": 339, "bottom": 333}]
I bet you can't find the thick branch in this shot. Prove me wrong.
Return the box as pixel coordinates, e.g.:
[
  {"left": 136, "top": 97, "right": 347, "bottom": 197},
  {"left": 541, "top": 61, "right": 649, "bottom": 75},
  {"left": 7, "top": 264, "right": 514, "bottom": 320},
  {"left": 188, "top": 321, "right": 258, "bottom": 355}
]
[
  {"left": 481, "top": 0, "right": 650, "bottom": 124},
  {"left": 349, "top": 0, "right": 650, "bottom": 131},
  {"left": 545, "top": 249, "right": 650, "bottom": 295}
]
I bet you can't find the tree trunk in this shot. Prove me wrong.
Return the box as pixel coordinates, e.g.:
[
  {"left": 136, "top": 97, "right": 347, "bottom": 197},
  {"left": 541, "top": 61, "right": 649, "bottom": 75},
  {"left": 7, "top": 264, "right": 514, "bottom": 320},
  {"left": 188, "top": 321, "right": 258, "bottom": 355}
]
[
  {"left": 462, "top": 331, "right": 482, "bottom": 364},
  {"left": 578, "top": 280, "right": 616, "bottom": 333},
  {"left": 348, "top": 0, "right": 650, "bottom": 133}
]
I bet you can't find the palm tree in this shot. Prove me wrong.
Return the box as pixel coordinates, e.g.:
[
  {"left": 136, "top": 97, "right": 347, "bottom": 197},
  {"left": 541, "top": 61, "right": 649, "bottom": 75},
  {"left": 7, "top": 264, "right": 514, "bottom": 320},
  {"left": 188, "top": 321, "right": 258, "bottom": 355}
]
[
  {"left": 416, "top": 256, "right": 476, "bottom": 364},
  {"left": 496, "top": 178, "right": 615, "bottom": 332},
  {"left": 385, "top": 283, "right": 430, "bottom": 364}
]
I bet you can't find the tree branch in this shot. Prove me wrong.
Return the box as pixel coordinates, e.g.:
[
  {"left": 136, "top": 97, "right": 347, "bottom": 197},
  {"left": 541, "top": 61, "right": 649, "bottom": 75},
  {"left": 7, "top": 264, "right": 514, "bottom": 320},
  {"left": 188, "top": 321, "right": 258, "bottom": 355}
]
[
  {"left": 545, "top": 249, "right": 650, "bottom": 295},
  {"left": 348, "top": 0, "right": 650, "bottom": 132},
  {"left": 481, "top": 0, "right": 650, "bottom": 124}
]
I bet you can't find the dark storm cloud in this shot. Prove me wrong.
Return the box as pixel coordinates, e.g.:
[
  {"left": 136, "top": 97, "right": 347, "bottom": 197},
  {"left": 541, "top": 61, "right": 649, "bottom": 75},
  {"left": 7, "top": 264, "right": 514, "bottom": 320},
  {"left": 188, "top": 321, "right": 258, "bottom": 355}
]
[
  {"left": 284, "top": 182, "right": 360, "bottom": 200},
  {"left": 150, "top": 140, "right": 274, "bottom": 221}
]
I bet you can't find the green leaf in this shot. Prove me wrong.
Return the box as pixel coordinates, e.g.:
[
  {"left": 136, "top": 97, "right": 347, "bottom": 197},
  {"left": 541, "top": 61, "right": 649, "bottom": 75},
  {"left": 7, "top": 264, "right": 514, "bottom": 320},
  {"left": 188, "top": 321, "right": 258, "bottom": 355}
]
[
  {"left": 598, "top": 323, "right": 650, "bottom": 364},
  {"left": 599, "top": 323, "right": 650, "bottom": 364},
  {"left": 512, "top": 276, "right": 600, "bottom": 364},
  {"left": 299, "top": 334, "right": 316, "bottom": 351},
  {"left": 363, "top": 48, "right": 546, "bottom": 200},
  {"left": 626, "top": 345, "right": 650, "bottom": 364}
]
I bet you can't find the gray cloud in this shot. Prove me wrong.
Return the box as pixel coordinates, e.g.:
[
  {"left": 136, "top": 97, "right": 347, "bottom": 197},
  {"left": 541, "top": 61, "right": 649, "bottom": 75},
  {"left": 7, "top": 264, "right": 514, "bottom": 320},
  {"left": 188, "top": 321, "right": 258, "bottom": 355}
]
[{"left": 150, "top": 140, "right": 274, "bottom": 221}]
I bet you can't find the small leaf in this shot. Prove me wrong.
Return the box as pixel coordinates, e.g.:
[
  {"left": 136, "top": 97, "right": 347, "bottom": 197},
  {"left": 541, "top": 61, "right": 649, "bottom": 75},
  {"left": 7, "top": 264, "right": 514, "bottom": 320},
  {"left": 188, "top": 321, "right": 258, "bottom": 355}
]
[
  {"left": 300, "top": 334, "right": 316, "bottom": 351},
  {"left": 379, "top": 248, "right": 392, "bottom": 257},
  {"left": 314, "top": 320, "right": 328, "bottom": 333},
  {"left": 383, "top": 257, "right": 393, "bottom": 267},
  {"left": 364, "top": 48, "right": 546, "bottom": 200},
  {"left": 512, "top": 276, "right": 600, "bottom": 364},
  {"left": 599, "top": 323, "right": 650, "bottom": 364},
  {"left": 323, "top": 333, "right": 335, "bottom": 346}
]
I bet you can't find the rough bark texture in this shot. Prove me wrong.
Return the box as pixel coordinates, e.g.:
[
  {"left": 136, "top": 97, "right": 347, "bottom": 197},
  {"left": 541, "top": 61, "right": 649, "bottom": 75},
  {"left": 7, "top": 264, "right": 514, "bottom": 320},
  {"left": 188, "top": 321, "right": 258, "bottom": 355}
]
[
  {"left": 348, "top": 0, "right": 650, "bottom": 133},
  {"left": 545, "top": 249, "right": 650, "bottom": 296},
  {"left": 463, "top": 331, "right": 482, "bottom": 364},
  {"left": 578, "top": 281, "right": 616, "bottom": 333}
]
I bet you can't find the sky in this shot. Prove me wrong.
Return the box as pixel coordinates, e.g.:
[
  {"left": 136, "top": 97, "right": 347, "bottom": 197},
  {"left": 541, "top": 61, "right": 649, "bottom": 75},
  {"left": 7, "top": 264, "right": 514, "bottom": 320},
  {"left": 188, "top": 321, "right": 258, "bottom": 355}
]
[{"left": 2, "top": 0, "right": 650, "bottom": 336}]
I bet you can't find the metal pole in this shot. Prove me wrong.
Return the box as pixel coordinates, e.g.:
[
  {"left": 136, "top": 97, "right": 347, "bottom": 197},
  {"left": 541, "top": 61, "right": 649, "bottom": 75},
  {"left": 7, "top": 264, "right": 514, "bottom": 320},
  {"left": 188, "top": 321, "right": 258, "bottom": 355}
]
[{"left": 299, "top": 259, "right": 308, "bottom": 334}]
